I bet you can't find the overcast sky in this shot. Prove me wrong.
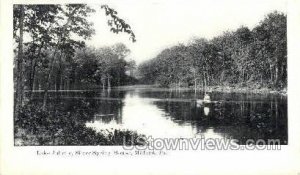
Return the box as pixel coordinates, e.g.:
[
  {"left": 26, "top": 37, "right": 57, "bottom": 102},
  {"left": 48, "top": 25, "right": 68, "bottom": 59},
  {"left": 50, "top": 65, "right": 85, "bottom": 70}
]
[{"left": 86, "top": 0, "right": 287, "bottom": 64}]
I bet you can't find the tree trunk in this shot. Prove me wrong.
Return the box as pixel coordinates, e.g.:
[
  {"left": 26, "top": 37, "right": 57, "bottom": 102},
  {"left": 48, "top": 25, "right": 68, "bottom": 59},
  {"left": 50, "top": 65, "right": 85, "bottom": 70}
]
[
  {"left": 56, "top": 53, "right": 64, "bottom": 91},
  {"left": 240, "top": 69, "right": 245, "bottom": 82},
  {"left": 101, "top": 74, "right": 106, "bottom": 90},
  {"left": 15, "top": 5, "right": 25, "bottom": 114},
  {"left": 42, "top": 7, "right": 80, "bottom": 108},
  {"left": 56, "top": 67, "right": 61, "bottom": 91},
  {"left": 275, "top": 66, "right": 279, "bottom": 86},
  {"left": 193, "top": 69, "right": 197, "bottom": 93},
  {"left": 67, "top": 78, "right": 70, "bottom": 90},
  {"left": 42, "top": 50, "right": 58, "bottom": 109},
  {"left": 269, "top": 64, "right": 273, "bottom": 83},
  {"left": 107, "top": 74, "right": 111, "bottom": 90},
  {"left": 220, "top": 71, "right": 225, "bottom": 84},
  {"left": 28, "top": 56, "right": 34, "bottom": 92},
  {"left": 117, "top": 71, "right": 120, "bottom": 86},
  {"left": 194, "top": 78, "right": 197, "bottom": 94},
  {"left": 60, "top": 75, "right": 63, "bottom": 90},
  {"left": 203, "top": 72, "right": 207, "bottom": 94},
  {"left": 275, "top": 57, "right": 280, "bottom": 86},
  {"left": 29, "top": 44, "right": 43, "bottom": 99}
]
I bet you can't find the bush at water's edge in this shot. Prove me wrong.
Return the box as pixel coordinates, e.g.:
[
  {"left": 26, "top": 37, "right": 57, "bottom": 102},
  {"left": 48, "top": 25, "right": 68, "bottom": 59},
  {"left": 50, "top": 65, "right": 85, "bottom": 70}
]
[{"left": 14, "top": 104, "right": 145, "bottom": 146}]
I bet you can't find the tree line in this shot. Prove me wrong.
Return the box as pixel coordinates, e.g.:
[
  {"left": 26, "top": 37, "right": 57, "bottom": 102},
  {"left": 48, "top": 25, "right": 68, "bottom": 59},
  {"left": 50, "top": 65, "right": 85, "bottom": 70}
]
[
  {"left": 70, "top": 44, "right": 137, "bottom": 91},
  {"left": 138, "top": 11, "right": 287, "bottom": 91},
  {"left": 13, "top": 4, "right": 136, "bottom": 111}
]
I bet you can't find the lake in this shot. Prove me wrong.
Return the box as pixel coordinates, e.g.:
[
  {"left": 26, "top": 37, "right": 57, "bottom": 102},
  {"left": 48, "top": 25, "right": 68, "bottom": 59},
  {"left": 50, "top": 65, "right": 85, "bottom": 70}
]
[{"left": 31, "top": 86, "right": 288, "bottom": 145}]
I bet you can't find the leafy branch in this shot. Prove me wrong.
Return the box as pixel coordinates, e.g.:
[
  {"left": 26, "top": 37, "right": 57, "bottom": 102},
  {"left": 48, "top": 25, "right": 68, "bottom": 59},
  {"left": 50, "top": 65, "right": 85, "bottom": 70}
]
[{"left": 101, "top": 5, "right": 136, "bottom": 42}]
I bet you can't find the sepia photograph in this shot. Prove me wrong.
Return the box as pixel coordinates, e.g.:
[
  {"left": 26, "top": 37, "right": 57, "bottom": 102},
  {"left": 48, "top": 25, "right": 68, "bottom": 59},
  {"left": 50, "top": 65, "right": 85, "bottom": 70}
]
[{"left": 12, "top": 1, "right": 288, "bottom": 147}]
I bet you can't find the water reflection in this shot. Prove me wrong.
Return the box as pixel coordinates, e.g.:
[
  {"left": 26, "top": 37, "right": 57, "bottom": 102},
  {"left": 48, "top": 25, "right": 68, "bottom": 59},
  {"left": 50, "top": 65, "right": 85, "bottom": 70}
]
[
  {"left": 84, "top": 88, "right": 287, "bottom": 144},
  {"left": 32, "top": 87, "right": 287, "bottom": 144},
  {"left": 87, "top": 92, "right": 200, "bottom": 138}
]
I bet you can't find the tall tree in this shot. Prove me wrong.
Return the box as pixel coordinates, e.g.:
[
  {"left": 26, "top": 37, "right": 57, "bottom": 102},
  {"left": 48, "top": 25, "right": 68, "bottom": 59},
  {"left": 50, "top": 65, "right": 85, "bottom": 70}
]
[
  {"left": 14, "top": 5, "right": 25, "bottom": 113},
  {"left": 137, "top": 11, "right": 287, "bottom": 90},
  {"left": 13, "top": 4, "right": 137, "bottom": 110}
]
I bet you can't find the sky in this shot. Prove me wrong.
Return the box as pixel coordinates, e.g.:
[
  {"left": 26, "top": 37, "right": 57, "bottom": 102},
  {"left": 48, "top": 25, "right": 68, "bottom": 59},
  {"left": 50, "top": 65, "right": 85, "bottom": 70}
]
[{"left": 86, "top": 0, "right": 287, "bottom": 64}]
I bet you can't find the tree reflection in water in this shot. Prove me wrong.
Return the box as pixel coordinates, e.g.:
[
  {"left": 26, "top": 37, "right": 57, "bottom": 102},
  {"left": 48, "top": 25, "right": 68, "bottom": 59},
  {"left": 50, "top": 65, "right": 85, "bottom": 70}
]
[{"left": 30, "top": 88, "right": 287, "bottom": 145}]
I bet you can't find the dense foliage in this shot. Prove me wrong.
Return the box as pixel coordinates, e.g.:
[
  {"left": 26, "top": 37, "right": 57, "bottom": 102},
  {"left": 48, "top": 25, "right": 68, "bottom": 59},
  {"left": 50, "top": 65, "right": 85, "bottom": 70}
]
[
  {"left": 23, "top": 43, "right": 137, "bottom": 91},
  {"left": 138, "top": 11, "right": 287, "bottom": 90},
  {"left": 15, "top": 103, "right": 144, "bottom": 145},
  {"left": 13, "top": 4, "right": 136, "bottom": 109}
]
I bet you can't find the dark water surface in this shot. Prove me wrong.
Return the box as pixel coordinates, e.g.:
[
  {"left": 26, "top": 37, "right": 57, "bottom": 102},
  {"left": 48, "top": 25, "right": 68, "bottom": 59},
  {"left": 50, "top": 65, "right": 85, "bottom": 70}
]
[{"left": 32, "top": 86, "right": 288, "bottom": 145}]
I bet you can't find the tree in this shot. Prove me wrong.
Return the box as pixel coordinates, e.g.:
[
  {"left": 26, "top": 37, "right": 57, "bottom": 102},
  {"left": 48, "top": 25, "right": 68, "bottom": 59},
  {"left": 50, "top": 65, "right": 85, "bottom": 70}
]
[
  {"left": 14, "top": 5, "right": 25, "bottom": 114},
  {"left": 252, "top": 11, "right": 287, "bottom": 87},
  {"left": 41, "top": 4, "right": 95, "bottom": 108},
  {"left": 13, "top": 4, "right": 137, "bottom": 111},
  {"left": 126, "top": 59, "right": 136, "bottom": 77},
  {"left": 137, "top": 11, "right": 287, "bottom": 90}
]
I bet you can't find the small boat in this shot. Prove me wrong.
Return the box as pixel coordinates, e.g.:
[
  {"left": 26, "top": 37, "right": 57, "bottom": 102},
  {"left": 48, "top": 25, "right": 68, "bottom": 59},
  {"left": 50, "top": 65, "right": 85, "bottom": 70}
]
[
  {"left": 203, "top": 94, "right": 211, "bottom": 103},
  {"left": 196, "top": 80, "right": 212, "bottom": 105},
  {"left": 94, "top": 114, "right": 114, "bottom": 117},
  {"left": 196, "top": 94, "right": 211, "bottom": 105}
]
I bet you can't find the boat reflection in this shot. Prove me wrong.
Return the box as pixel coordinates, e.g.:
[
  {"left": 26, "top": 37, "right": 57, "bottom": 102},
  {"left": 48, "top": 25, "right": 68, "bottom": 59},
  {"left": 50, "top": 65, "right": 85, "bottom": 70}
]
[{"left": 204, "top": 106, "right": 210, "bottom": 116}]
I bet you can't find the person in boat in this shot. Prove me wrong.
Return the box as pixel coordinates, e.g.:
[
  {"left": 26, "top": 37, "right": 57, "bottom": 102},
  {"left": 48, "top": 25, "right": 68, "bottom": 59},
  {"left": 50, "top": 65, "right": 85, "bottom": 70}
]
[
  {"left": 203, "top": 93, "right": 211, "bottom": 103},
  {"left": 196, "top": 93, "right": 211, "bottom": 105}
]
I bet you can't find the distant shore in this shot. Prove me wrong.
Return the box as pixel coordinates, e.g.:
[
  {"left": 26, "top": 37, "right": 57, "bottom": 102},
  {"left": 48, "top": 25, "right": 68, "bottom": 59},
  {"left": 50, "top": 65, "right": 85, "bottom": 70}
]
[
  {"left": 114, "top": 84, "right": 287, "bottom": 96},
  {"left": 203, "top": 85, "right": 287, "bottom": 96},
  {"left": 26, "top": 84, "right": 287, "bottom": 96}
]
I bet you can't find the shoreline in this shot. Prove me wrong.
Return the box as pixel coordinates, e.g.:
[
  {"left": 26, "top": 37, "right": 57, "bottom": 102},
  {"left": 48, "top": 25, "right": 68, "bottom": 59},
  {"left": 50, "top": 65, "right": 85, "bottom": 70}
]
[
  {"left": 114, "top": 84, "right": 287, "bottom": 96},
  {"left": 202, "top": 85, "right": 287, "bottom": 96},
  {"left": 25, "top": 84, "right": 287, "bottom": 96}
]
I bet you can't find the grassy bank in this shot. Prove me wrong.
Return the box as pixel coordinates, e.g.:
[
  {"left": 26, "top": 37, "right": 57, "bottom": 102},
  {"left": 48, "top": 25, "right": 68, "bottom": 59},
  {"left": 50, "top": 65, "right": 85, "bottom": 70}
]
[
  {"left": 14, "top": 104, "right": 145, "bottom": 146},
  {"left": 203, "top": 85, "right": 287, "bottom": 95}
]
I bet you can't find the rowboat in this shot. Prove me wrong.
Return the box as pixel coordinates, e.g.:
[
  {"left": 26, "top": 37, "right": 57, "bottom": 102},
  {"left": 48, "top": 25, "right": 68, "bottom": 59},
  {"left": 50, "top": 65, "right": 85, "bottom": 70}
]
[{"left": 196, "top": 94, "right": 211, "bottom": 105}]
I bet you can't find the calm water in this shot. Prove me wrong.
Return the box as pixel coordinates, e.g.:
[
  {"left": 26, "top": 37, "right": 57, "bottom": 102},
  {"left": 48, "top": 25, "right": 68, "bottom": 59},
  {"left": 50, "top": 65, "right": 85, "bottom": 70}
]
[{"left": 32, "top": 86, "right": 288, "bottom": 144}]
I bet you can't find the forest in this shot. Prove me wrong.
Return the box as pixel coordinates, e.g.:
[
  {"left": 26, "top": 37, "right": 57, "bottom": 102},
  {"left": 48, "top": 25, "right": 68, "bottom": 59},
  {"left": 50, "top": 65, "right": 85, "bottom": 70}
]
[
  {"left": 13, "top": 4, "right": 137, "bottom": 110},
  {"left": 14, "top": 6, "right": 287, "bottom": 111},
  {"left": 138, "top": 11, "right": 287, "bottom": 91},
  {"left": 13, "top": 4, "right": 141, "bottom": 145}
]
